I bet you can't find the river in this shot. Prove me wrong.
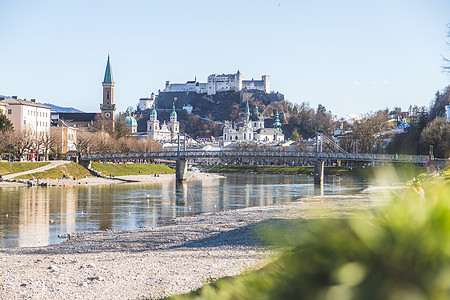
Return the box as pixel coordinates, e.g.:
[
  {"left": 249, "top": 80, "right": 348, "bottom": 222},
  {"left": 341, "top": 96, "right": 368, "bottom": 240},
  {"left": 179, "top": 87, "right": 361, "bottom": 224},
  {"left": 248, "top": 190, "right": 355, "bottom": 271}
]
[{"left": 0, "top": 174, "right": 367, "bottom": 248}]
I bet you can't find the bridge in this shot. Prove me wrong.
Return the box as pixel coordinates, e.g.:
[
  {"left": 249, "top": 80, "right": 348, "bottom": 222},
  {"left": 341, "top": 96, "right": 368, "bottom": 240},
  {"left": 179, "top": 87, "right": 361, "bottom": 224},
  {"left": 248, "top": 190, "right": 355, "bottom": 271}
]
[{"left": 80, "top": 148, "right": 428, "bottom": 184}]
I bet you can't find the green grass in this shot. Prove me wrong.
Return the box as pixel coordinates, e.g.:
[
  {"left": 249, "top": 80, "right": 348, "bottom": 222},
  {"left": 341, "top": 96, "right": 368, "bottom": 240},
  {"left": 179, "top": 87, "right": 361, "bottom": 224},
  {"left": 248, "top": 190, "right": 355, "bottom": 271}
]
[
  {"left": 0, "top": 161, "right": 50, "bottom": 176},
  {"left": 15, "top": 162, "right": 92, "bottom": 179},
  {"left": 206, "top": 165, "right": 426, "bottom": 180},
  {"left": 415, "top": 165, "right": 450, "bottom": 183},
  {"left": 91, "top": 162, "right": 175, "bottom": 177},
  {"left": 165, "top": 180, "right": 450, "bottom": 300}
]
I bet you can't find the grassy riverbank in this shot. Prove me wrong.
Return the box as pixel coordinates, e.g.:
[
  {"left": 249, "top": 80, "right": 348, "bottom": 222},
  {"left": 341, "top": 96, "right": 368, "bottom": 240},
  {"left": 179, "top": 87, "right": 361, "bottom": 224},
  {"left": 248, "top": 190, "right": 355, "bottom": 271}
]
[
  {"left": 0, "top": 162, "right": 50, "bottom": 176},
  {"left": 12, "top": 162, "right": 176, "bottom": 179},
  {"left": 91, "top": 162, "right": 175, "bottom": 177},
  {"left": 15, "top": 162, "right": 92, "bottom": 179},
  {"left": 205, "top": 165, "right": 426, "bottom": 179}
]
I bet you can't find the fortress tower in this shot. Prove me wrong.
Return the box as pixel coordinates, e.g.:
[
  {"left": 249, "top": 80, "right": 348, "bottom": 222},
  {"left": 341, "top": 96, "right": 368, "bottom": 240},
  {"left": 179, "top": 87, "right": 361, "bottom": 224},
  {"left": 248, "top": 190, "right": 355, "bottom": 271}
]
[{"left": 100, "top": 54, "right": 116, "bottom": 129}]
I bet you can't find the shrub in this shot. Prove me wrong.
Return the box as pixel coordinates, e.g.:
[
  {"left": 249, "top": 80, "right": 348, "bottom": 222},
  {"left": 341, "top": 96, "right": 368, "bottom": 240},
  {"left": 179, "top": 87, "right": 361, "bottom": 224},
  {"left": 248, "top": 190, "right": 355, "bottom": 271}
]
[{"left": 168, "top": 180, "right": 450, "bottom": 300}]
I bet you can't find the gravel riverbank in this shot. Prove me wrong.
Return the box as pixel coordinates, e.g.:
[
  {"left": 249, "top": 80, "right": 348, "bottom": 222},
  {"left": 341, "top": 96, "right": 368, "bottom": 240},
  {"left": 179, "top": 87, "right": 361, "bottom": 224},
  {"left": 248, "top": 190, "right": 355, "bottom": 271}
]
[
  {"left": 0, "top": 172, "right": 224, "bottom": 189},
  {"left": 0, "top": 192, "right": 381, "bottom": 300}
]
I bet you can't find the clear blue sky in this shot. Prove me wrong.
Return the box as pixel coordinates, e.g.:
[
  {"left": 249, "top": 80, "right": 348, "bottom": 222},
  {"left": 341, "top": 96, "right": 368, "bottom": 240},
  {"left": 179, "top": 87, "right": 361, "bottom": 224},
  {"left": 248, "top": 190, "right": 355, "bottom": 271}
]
[{"left": 0, "top": 0, "right": 449, "bottom": 117}]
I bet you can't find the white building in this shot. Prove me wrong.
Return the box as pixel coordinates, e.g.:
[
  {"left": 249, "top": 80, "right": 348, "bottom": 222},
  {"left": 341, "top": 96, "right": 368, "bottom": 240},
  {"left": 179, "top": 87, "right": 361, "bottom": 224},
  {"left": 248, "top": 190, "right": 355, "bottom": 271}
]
[
  {"left": 0, "top": 97, "right": 51, "bottom": 136},
  {"left": 223, "top": 122, "right": 254, "bottom": 142},
  {"left": 223, "top": 102, "right": 284, "bottom": 144},
  {"left": 139, "top": 93, "right": 156, "bottom": 111},
  {"left": 146, "top": 105, "right": 179, "bottom": 141},
  {"left": 255, "top": 128, "right": 285, "bottom": 143},
  {"left": 163, "top": 71, "right": 270, "bottom": 96},
  {"left": 183, "top": 104, "right": 193, "bottom": 114},
  {"left": 446, "top": 103, "right": 450, "bottom": 121}
]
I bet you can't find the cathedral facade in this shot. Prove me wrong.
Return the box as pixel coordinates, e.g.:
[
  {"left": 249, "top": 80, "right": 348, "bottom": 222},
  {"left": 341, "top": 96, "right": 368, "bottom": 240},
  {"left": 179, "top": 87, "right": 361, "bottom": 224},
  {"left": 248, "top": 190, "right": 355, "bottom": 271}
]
[
  {"left": 223, "top": 101, "right": 284, "bottom": 144},
  {"left": 146, "top": 105, "right": 179, "bottom": 141}
]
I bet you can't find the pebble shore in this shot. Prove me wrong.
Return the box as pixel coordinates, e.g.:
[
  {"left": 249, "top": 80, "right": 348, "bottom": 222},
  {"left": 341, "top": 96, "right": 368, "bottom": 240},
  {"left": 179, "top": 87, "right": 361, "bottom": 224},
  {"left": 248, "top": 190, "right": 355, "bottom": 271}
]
[
  {"left": 0, "top": 172, "right": 224, "bottom": 189},
  {"left": 0, "top": 192, "right": 379, "bottom": 300}
]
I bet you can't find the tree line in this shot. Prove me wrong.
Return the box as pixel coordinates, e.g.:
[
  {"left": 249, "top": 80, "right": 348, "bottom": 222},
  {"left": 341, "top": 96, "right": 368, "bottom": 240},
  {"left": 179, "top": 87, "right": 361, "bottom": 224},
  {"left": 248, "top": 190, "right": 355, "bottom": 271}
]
[{"left": 0, "top": 114, "right": 161, "bottom": 161}]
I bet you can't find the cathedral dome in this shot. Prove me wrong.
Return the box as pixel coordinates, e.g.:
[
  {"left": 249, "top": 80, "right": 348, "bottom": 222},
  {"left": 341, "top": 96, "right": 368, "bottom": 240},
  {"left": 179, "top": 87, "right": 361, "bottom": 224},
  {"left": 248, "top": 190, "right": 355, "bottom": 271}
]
[{"left": 124, "top": 115, "right": 137, "bottom": 127}]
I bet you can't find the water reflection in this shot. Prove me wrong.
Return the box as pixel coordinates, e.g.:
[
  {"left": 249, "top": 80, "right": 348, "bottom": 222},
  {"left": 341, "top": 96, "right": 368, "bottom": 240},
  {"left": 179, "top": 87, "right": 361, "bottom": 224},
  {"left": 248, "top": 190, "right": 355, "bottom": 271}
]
[{"left": 0, "top": 174, "right": 366, "bottom": 248}]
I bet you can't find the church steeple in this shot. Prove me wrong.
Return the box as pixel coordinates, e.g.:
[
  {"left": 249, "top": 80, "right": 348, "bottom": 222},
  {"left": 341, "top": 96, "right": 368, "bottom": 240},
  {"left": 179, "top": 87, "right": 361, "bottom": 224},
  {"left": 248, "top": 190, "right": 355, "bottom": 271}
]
[
  {"left": 103, "top": 54, "right": 113, "bottom": 83},
  {"left": 273, "top": 110, "right": 282, "bottom": 131},
  {"left": 244, "top": 100, "right": 250, "bottom": 121},
  {"left": 101, "top": 54, "right": 116, "bottom": 128}
]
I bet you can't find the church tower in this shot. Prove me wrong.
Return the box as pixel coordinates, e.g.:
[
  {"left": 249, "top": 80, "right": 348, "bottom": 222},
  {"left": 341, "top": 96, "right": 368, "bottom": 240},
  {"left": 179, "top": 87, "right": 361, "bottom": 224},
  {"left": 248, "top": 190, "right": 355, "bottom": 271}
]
[
  {"left": 147, "top": 105, "right": 160, "bottom": 140},
  {"left": 101, "top": 54, "right": 116, "bottom": 129},
  {"left": 168, "top": 104, "right": 179, "bottom": 140}
]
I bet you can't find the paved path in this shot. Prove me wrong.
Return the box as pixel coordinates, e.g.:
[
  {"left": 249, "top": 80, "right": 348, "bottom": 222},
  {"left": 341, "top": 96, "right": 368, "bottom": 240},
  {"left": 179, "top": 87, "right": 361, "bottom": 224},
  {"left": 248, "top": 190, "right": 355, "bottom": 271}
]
[{"left": 2, "top": 160, "right": 71, "bottom": 180}]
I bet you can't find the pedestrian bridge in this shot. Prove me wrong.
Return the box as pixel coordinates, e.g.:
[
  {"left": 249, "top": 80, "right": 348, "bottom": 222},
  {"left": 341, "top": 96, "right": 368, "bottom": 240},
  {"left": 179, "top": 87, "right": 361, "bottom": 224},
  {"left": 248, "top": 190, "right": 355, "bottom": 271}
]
[
  {"left": 80, "top": 150, "right": 429, "bottom": 184},
  {"left": 80, "top": 150, "right": 428, "bottom": 164}
]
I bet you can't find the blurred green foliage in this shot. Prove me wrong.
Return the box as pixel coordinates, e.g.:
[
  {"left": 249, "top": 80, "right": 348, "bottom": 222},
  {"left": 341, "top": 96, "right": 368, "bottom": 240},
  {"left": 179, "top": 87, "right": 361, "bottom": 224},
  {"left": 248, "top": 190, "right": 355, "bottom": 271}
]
[{"left": 166, "top": 175, "right": 450, "bottom": 300}]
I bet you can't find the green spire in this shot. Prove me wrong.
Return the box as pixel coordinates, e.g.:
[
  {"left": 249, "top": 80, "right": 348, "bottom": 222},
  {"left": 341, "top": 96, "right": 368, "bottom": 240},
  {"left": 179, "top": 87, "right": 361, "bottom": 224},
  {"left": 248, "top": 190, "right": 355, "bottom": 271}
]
[
  {"left": 170, "top": 104, "right": 177, "bottom": 118},
  {"left": 273, "top": 110, "right": 282, "bottom": 131},
  {"left": 244, "top": 100, "right": 250, "bottom": 120},
  {"left": 103, "top": 54, "right": 113, "bottom": 83},
  {"left": 150, "top": 104, "right": 157, "bottom": 116}
]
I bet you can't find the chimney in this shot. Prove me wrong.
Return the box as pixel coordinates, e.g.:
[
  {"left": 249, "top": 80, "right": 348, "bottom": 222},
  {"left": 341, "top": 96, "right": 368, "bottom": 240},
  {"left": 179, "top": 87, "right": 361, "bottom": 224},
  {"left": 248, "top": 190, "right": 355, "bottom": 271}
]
[
  {"left": 12, "top": 96, "right": 18, "bottom": 99},
  {"left": 31, "top": 99, "right": 36, "bottom": 103}
]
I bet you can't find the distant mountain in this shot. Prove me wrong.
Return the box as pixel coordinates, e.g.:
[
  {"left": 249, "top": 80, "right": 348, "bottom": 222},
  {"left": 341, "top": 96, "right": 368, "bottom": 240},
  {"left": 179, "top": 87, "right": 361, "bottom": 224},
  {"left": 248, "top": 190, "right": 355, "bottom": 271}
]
[
  {"left": 0, "top": 96, "right": 84, "bottom": 113},
  {"left": 40, "top": 103, "right": 84, "bottom": 113}
]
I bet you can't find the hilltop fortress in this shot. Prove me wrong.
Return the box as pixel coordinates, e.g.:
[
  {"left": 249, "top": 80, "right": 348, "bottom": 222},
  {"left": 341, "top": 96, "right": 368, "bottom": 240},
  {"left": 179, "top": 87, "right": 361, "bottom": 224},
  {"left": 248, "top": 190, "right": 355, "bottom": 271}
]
[{"left": 163, "top": 71, "right": 270, "bottom": 95}]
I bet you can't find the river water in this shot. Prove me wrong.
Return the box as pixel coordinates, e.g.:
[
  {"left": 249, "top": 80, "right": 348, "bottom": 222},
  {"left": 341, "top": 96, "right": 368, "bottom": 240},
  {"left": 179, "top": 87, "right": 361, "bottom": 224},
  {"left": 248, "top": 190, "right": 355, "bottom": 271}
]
[{"left": 0, "top": 174, "right": 367, "bottom": 248}]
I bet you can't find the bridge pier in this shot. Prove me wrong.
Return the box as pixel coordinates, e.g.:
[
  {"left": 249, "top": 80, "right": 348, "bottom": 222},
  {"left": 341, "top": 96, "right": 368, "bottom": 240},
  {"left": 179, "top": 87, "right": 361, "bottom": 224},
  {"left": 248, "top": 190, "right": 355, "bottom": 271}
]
[
  {"left": 314, "top": 159, "right": 324, "bottom": 185},
  {"left": 176, "top": 158, "right": 188, "bottom": 182},
  {"left": 80, "top": 159, "right": 92, "bottom": 170}
]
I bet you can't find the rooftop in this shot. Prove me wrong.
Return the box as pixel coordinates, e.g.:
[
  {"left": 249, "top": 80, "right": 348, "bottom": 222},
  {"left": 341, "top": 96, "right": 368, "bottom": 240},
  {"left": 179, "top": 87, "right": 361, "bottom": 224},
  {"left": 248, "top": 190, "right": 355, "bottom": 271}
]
[{"left": 0, "top": 98, "right": 51, "bottom": 109}]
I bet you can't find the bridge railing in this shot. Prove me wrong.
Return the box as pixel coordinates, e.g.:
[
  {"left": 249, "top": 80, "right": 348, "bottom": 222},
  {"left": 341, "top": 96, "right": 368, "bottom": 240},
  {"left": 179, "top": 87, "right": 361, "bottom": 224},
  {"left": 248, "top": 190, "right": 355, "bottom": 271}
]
[{"left": 80, "top": 150, "right": 429, "bottom": 164}]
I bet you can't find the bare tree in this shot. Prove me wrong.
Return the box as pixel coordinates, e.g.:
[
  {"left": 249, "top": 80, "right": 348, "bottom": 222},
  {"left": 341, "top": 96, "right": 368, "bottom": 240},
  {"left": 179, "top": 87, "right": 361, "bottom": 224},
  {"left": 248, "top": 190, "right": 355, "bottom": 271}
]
[
  {"left": 443, "top": 24, "right": 450, "bottom": 74},
  {"left": 11, "top": 130, "right": 35, "bottom": 161},
  {"left": 113, "top": 116, "right": 131, "bottom": 139},
  {"left": 345, "top": 111, "right": 392, "bottom": 153},
  {"left": 420, "top": 117, "right": 450, "bottom": 158},
  {"left": 93, "top": 114, "right": 114, "bottom": 135},
  {"left": 50, "top": 127, "right": 63, "bottom": 156},
  {"left": 116, "top": 137, "right": 162, "bottom": 153},
  {"left": 74, "top": 131, "right": 93, "bottom": 153},
  {"left": 0, "top": 130, "right": 14, "bottom": 154},
  {"left": 38, "top": 131, "right": 56, "bottom": 161},
  {"left": 90, "top": 131, "right": 117, "bottom": 153}
]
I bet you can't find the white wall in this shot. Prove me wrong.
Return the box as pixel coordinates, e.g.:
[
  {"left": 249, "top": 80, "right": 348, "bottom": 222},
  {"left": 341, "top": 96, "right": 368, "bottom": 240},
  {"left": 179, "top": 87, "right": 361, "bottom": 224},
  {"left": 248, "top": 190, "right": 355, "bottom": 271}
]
[{"left": 5, "top": 102, "right": 51, "bottom": 136}]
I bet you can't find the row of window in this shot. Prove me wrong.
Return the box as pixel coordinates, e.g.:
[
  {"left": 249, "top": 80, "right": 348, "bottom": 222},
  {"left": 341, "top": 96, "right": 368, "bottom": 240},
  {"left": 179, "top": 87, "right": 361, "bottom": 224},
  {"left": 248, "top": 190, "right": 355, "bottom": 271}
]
[
  {"left": 224, "top": 134, "right": 253, "bottom": 141},
  {"left": 7, "top": 109, "right": 49, "bottom": 118},
  {"left": 27, "top": 110, "right": 48, "bottom": 118},
  {"left": 23, "top": 120, "right": 48, "bottom": 127}
]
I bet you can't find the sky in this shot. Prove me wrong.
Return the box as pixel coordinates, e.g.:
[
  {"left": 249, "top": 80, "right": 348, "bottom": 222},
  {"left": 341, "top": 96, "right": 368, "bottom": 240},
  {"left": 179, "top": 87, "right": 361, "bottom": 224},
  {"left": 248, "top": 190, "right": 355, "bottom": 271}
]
[{"left": 0, "top": 0, "right": 449, "bottom": 117}]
